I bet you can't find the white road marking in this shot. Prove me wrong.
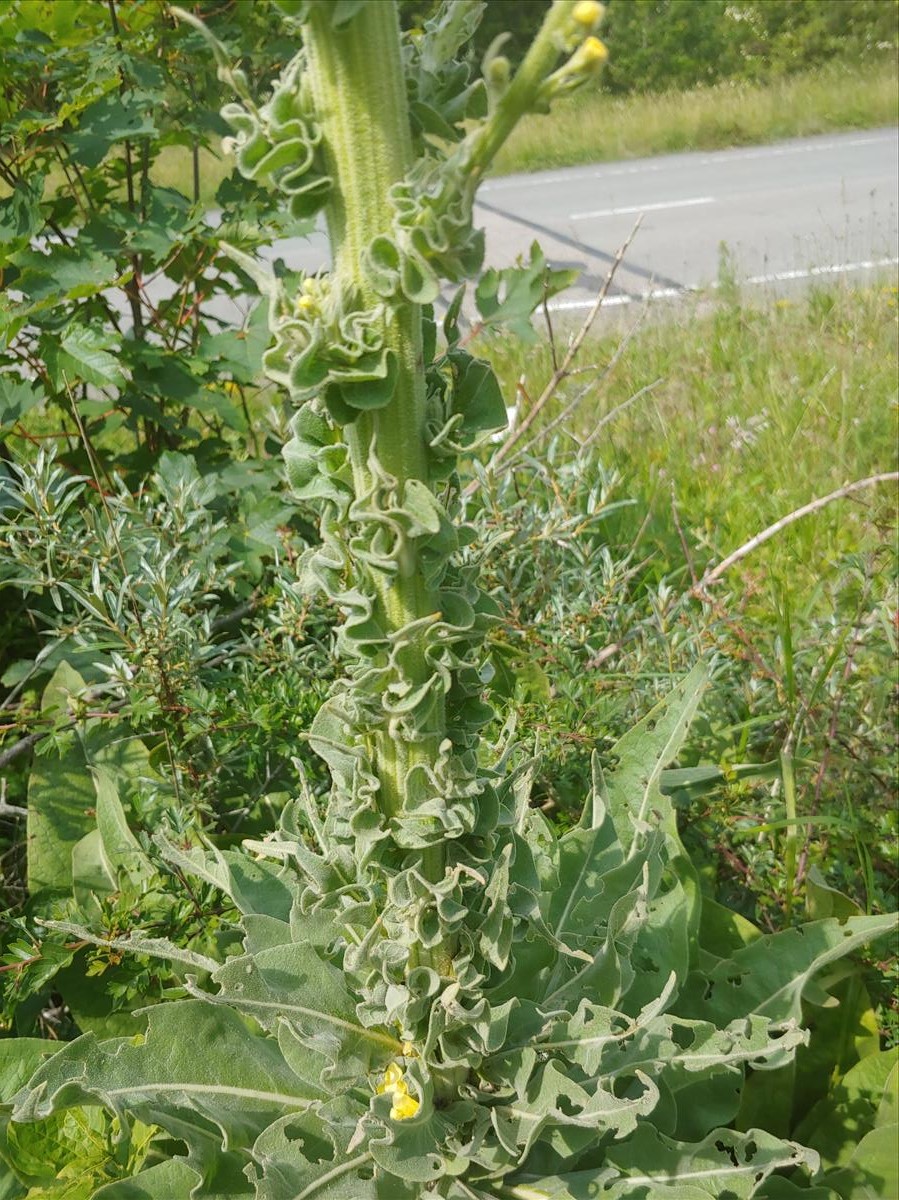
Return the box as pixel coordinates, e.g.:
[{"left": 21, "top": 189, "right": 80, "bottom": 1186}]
[
  {"left": 480, "top": 132, "right": 896, "bottom": 193},
  {"left": 544, "top": 256, "right": 899, "bottom": 313},
  {"left": 570, "top": 196, "right": 715, "bottom": 220},
  {"left": 745, "top": 256, "right": 899, "bottom": 284}
]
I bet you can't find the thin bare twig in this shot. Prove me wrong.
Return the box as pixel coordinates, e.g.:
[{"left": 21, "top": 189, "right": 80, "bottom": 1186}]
[
  {"left": 0, "top": 731, "right": 47, "bottom": 771},
  {"left": 0, "top": 779, "right": 27, "bottom": 819},
  {"left": 505, "top": 278, "right": 656, "bottom": 464},
  {"left": 464, "top": 217, "right": 642, "bottom": 498},
  {"left": 698, "top": 472, "right": 899, "bottom": 590}
]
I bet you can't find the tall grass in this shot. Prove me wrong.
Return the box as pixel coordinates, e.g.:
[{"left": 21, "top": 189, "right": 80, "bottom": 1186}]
[
  {"left": 480, "top": 281, "right": 899, "bottom": 605},
  {"left": 493, "top": 60, "right": 899, "bottom": 175},
  {"left": 478, "top": 282, "right": 898, "bottom": 946}
]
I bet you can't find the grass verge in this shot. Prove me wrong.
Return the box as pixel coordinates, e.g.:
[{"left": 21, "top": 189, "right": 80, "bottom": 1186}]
[
  {"left": 482, "top": 280, "right": 898, "bottom": 594},
  {"left": 478, "top": 281, "right": 898, "bottom": 969},
  {"left": 492, "top": 60, "right": 899, "bottom": 175}
]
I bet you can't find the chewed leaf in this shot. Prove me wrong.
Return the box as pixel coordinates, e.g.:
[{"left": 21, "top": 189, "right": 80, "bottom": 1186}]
[
  {"left": 604, "top": 662, "right": 709, "bottom": 853},
  {"left": 676, "top": 914, "right": 899, "bottom": 1026},
  {"left": 581, "top": 1126, "right": 815, "bottom": 1198},
  {"left": 250, "top": 1108, "right": 389, "bottom": 1199}
]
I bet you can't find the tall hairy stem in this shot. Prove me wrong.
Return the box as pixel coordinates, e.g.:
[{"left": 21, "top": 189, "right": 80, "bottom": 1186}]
[{"left": 302, "top": 4, "right": 445, "bottom": 886}]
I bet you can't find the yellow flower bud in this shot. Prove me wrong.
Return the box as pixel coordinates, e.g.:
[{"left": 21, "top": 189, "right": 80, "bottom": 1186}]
[
  {"left": 295, "top": 294, "right": 318, "bottom": 314},
  {"left": 580, "top": 35, "right": 609, "bottom": 66},
  {"left": 573, "top": 0, "right": 604, "bottom": 29}
]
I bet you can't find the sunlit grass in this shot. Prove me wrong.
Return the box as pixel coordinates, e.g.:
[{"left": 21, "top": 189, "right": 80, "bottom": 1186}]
[
  {"left": 480, "top": 280, "right": 899, "bottom": 605},
  {"left": 493, "top": 60, "right": 898, "bottom": 175}
]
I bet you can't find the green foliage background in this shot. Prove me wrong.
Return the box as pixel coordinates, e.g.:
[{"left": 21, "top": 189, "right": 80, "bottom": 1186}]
[{"left": 402, "top": 0, "right": 899, "bottom": 93}]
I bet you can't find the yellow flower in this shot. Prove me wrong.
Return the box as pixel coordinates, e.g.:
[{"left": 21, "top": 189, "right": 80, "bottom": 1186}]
[
  {"left": 379, "top": 1062, "right": 404, "bottom": 1090},
  {"left": 573, "top": 1, "right": 604, "bottom": 29},
  {"left": 390, "top": 1091, "right": 420, "bottom": 1120},
  {"left": 376, "top": 1061, "right": 420, "bottom": 1121}
]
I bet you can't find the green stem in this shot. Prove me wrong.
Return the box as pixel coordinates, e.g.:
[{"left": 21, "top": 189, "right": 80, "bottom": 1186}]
[
  {"left": 302, "top": 3, "right": 444, "bottom": 860},
  {"left": 466, "top": 0, "right": 580, "bottom": 180}
]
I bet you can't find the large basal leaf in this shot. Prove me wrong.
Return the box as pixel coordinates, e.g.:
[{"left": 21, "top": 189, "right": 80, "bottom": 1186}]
[
  {"left": 93, "top": 766, "right": 154, "bottom": 891},
  {"left": 11, "top": 1000, "right": 318, "bottom": 1165},
  {"left": 27, "top": 685, "right": 164, "bottom": 901},
  {"left": 187, "top": 941, "right": 401, "bottom": 1087},
  {"left": 511, "top": 1126, "right": 818, "bottom": 1199},
  {"left": 26, "top": 663, "right": 96, "bottom": 898},
  {"left": 676, "top": 914, "right": 899, "bottom": 1026}
]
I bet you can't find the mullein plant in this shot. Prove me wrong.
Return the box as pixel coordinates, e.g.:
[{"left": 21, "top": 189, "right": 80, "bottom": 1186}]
[{"left": 4, "top": 3, "right": 896, "bottom": 1197}]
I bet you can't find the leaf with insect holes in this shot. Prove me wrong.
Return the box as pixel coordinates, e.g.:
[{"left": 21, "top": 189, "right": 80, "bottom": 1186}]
[
  {"left": 510, "top": 1126, "right": 818, "bottom": 1198},
  {"left": 676, "top": 913, "right": 899, "bottom": 1027}
]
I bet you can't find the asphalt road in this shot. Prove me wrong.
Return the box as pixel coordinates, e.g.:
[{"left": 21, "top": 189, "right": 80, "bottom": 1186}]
[
  {"left": 479, "top": 126, "right": 899, "bottom": 314},
  {"left": 206, "top": 126, "right": 899, "bottom": 324}
]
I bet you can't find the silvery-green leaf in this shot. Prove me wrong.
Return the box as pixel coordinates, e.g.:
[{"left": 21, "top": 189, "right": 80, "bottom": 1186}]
[
  {"left": 365, "top": 1073, "right": 471, "bottom": 1183},
  {"left": 677, "top": 914, "right": 899, "bottom": 1026},
  {"left": 189, "top": 942, "right": 401, "bottom": 1085},
  {"left": 543, "top": 862, "right": 653, "bottom": 1010},
  {"left": 38, "top": 919, "right": 219, "bottom": 977},
  {"left": 249, "top": 1108, "right": 391, "bottom": 1199},
  {"left": 488, "top": 1059, "right": 658, "bottom": 1165},
  {"left": 92, "top": 1160, "right": 203, "bottom": 1199},
  {"left": 71, "top": 828, "right": 116, "bottom": 908},
  {"left": 757, "top": 1180, "right": 840, "bottom": 1199},
  {"left": 511, "top": 1126, "right": 817, "bottom": 1199},
  {"left": 156, "top": 833, "right": 298, "bottom": 921},
  {"left": 11, "top": 1000, "right": 314, "bottom": 1155}
]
